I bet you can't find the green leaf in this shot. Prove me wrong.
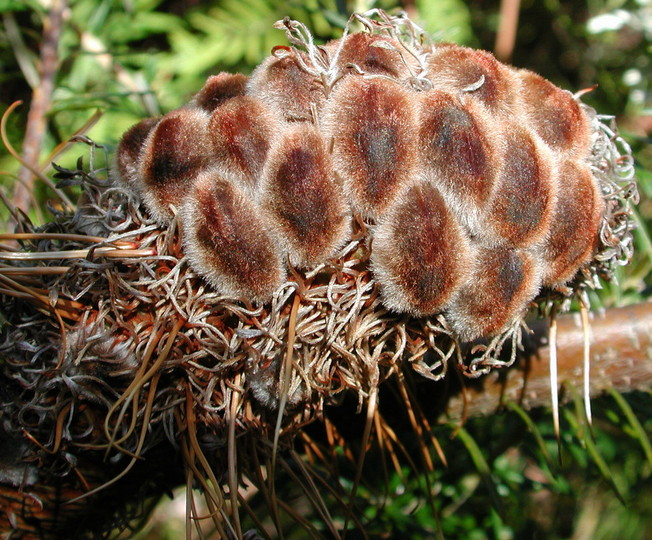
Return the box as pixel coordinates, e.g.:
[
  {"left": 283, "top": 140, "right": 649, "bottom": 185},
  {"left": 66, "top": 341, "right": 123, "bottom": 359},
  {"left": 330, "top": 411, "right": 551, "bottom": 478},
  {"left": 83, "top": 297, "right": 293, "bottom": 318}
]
[
  {"left": 0, "top": 0, "right": 41, "bottom": 13},
  {"left": 450, "top": 424, "right": 504, "bottom": 515},
  {"left": 565, "top": 390, "right": 628, "bottom": 504},
  {"left": 103, "top": 11, "right": 185, "bottom": 44},
  {"left": 609, "top": 389, "right": 652, "bottom": 468},
  {"left": 416, "top": 0, "right": 473, "bottom": 44},
  {"left": 504, "top": 400, "right": 559, "bottom": 482}
]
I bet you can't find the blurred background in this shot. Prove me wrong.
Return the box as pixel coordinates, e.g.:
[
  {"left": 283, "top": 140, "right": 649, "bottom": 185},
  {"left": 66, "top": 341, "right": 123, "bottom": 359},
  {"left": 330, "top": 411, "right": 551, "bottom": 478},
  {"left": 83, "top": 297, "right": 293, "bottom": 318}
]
[{"left": 0, "top": 1, "right": 651, "bottom": 538}]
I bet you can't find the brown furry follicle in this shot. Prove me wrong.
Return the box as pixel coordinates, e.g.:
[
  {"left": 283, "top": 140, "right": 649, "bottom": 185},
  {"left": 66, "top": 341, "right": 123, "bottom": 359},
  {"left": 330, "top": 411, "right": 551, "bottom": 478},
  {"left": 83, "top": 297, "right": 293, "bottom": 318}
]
[
  {"left": 181, "top": 169, "right": 286, "bottom": 302},
  {"left": 327, "top": 33, "right": 412, "bottom": 79},
  {"left": 138, "top": 107, "right": 211, "bottom": 223},
  {"left": 192, "top": 72, "right": 248, "bottom": 112},
  {"left": 372, "top": 181, "right": 469, "bottom": 316},
  {"left": 427, "top": 44, "right": 518, "bottom": 116},
  {"left": 247, "top": 51, "right": 323, "bottom": 122},
  {"left": 114, "top": 117, "right": 160, "bottom": 192},
  {"left": 324, "top": 77, "right": 418, "bottom": 220},
  {"left": 517, "top": 70, "right": 591, "bottom": 158},
  {"left": 208, "top": 96, "right": 277, "bottom": 190},
  {"left": 418, "top": 91, "right": 499, "bottom": 223},
  {"left": 484, "top": 125, "right": 557, "bottom": 248},
  {"left": 542, "top": 160, "right": 605, "bottom": 286},
  {"left": 446, "top": 247, "right": 541, "bottom": 341},
  {"left": 262, "top": 124, "right": 350, "bottom": 268}
]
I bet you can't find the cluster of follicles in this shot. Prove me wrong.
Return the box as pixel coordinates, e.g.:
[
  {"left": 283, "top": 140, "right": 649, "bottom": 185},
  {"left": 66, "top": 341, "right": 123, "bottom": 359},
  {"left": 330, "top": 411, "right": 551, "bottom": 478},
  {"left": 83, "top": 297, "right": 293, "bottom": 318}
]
[{"left": 115, "top": 13, "right": 611, "bottom": 343}]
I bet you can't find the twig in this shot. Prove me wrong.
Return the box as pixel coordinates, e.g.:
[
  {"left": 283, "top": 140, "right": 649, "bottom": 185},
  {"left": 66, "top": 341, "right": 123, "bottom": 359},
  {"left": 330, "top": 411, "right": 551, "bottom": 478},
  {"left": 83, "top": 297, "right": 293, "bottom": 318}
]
[
  {"left": 1, "top": 102, "right": 75, "bottom": 216},
  {"left": 494, "top": 0, "right": 521, "bottom": 62},
  {"left": 12, "top": 0, "right": 68, "bottom": 214}
]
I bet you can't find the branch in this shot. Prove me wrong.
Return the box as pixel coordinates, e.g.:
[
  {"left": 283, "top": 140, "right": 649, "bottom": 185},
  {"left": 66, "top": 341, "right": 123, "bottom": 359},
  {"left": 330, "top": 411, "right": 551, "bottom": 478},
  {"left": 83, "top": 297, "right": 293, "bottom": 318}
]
[
  {"left": 494, "top": 0, "right": 521, "bottom": 62},
  {"left": 445, "top": 302, "right": 652, "bottom": 420}
]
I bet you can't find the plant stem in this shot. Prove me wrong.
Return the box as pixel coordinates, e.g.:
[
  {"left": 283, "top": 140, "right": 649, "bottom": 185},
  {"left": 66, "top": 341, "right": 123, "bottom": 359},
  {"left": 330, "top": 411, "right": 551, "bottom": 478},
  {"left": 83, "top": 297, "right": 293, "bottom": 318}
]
[
  {"left": 446, "top": 302, "right": 652, "bottom": 420},
  {"left": 494, "top": 0, "right": 521, "bottom": 62},
  {"left": 12, "top": 0, "right": 67, "bottom": 215}
]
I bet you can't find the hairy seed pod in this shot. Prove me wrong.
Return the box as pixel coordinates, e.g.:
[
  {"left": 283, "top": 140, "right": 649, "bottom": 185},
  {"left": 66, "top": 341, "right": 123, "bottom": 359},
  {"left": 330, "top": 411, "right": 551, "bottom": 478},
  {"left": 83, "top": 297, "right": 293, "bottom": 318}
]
[
  {"left": 418, "top": 91, "right": 500, "bottom": 229},
  {"left": 517, "top": 70, "right": 591, "bottom": 158},
  {"left": 139, "top": 107, "right": 211, "bottom": 223},
  {"left": 208, "top": 96, "right": 277, "bottom": 191},
  {"left": 372, "top": 181, "right": 469, "bottom": 316},
  {"left": 324, "top": 77, "right": 418, "bottom": 220},
  {"left": 542, "top": 160, "right": 604, "bottom": 286},
  {"left": 327, "top": 33, "right": 412, "bottom": 79},
  {"left": 113, "top": 117, "right": 160, "bottom": 192},
  {"left": 427, "top": 44, "right": 518, "bottom": 116},
  {"left": 192, "top": 72, "right": 248, "bottom": 112},
  {"left": 248, "top": 51, "right": 323, "bottom": 122},
  {"left": 181, "top": 169, "right": 286, "bottom": 302},
  {"left": 484, "top": 125, "right": 557, "bottom": 247},
  {"left": 447, "top": 247, "right": 541, "bottom": 341},
  {"left": 262, "top": 124, "right": 350, "bottom": 268}
]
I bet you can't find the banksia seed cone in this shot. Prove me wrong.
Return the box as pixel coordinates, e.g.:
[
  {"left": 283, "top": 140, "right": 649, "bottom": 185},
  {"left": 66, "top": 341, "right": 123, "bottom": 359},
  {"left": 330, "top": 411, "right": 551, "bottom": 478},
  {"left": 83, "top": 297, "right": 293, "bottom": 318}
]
[
  {"left": 116, "top": 11, "right": 634, "bottom": 344},
  {"left": 0, "top": 9, "right": 638, "bottom": 539}
]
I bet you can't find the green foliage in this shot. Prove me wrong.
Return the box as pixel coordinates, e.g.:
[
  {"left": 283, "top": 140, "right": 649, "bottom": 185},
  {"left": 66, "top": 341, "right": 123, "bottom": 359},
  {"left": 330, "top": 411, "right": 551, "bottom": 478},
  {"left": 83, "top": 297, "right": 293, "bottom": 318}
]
[
  {"left": 159, "top": 0, "right": 347, "bottom": 106},
  {"left": 416, "top": 0, "right": 474, "bottom": 44},
  {"left": 0, "top": 0, "right": 42, "bottom": 13},
  {"left": 229, "top": 390, "right": 651, "bottom": 539}
]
